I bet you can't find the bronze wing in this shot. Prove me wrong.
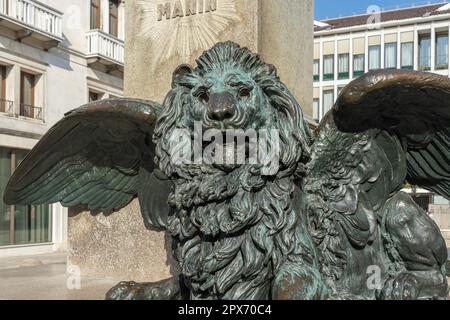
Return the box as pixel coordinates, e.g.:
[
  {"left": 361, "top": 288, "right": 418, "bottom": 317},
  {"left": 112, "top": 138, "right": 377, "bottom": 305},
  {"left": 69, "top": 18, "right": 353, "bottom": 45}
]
[
  {"left": 333, "top": 69, "right": 450, "bottom": 199},
  {"left": 305, "top": 70, "right": 450, "bottom": 285},
  {"left": 3, "top": 98, "right": 173, "bottom": 230}
]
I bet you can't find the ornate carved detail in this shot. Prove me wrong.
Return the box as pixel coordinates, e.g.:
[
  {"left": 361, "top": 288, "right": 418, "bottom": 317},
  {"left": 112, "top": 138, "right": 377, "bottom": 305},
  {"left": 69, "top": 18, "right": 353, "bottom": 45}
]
[{"left": 137, "top": 0, "right": 240, "bottom": 67}]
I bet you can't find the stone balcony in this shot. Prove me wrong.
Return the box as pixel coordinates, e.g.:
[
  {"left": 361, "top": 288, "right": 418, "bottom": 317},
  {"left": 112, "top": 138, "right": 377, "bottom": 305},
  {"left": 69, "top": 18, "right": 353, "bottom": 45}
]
[
  {"left": 86, "top": 30, "right": 124, "bottom": 75},
  {"left": 0, "top": 0, "right": 62, "bottom": 49}
]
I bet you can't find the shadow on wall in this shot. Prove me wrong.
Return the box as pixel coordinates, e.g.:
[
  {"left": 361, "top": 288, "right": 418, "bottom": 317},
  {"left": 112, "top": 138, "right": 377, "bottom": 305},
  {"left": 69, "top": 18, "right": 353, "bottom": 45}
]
[
  {"left": 68, "top": 204, "right": 178, "bottom": 279},
  {"left": 69, "top": 204, "right": 115, "bottom": 218}
]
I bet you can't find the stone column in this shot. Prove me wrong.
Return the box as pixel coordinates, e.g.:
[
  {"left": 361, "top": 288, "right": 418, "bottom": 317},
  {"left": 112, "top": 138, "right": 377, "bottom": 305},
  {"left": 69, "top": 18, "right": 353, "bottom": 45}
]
[
  {"left": 258, "top": 0, "right": 314, "bottom": 119},
  {"left": 101, "top": 0, "right": 110, "bottom": 33},
  {"left": 68, "top": 0, "right": 314, "bottom": 284},
  {"left": 118, "top": 0, "right": 126, "bottom": 40}
]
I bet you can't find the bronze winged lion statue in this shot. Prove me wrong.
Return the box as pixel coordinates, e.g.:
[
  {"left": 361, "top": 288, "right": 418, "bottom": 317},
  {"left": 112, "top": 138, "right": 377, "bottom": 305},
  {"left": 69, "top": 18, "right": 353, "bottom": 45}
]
[{"left": 3, "top": 42, "right": 450, "bottom": 300}]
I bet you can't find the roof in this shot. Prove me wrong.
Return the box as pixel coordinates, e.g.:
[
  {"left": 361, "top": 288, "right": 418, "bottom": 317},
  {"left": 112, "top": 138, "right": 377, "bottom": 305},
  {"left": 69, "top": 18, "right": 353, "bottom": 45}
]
[{"left": 315, "top": 3, "right": 450, "bottom": 32}]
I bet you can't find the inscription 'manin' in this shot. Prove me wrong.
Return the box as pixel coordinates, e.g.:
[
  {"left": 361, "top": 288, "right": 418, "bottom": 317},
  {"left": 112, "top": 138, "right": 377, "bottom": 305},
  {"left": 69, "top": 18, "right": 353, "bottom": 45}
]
[
  {"left": 138, "top": 0, "right": 239, "bottom": 66},
  {"left": 158, "top": 0, "right": 217, "bottom": 21}
]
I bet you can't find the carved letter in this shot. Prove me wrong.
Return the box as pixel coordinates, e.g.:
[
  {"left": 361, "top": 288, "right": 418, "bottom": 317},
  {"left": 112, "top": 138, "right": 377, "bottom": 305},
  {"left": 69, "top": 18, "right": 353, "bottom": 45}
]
[
  {"left": 203, "top": 129, "right": 223, "bottom": 166},
  {"left": 169, "top": 129, "right": 192, "bottom": 166},
  {"left": 157, "top": 3, "right": 171, "bottom": 21},
  {"left": 234, "top": 129, "right": 258, "bottom": 166},
  {"left": 193, "top": 121, "right": 203, "bottom": 165},
  {"left": 66, "top": 265, "right": 81, "bottom": 290},
  {"left": 259, "top": 129, "right": 280, "bottom": 176},
  {"left": 204, "top": 0, "right": 217, "bottom": 13},
  {"left": 185, "top": 0, "right": 197, "bottom": 16},
  {"left": 366, "top": 265, "right": 382, "bottom": 290},
  {"left": 367, "top": 5, "right": 381, "bottom": 30},
  {"left": 172, "top": 0, "right": 184, "bottom": 18}
]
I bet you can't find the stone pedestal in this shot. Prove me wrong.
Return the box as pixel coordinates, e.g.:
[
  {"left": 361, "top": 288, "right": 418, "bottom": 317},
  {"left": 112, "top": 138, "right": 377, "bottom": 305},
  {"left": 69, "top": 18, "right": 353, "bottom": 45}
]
[
  {"left": 68, "top": 0, "right": 313, "bottom": 284},
  {"left": 68, "top": 201, "right": 176, "bottom": 282}
]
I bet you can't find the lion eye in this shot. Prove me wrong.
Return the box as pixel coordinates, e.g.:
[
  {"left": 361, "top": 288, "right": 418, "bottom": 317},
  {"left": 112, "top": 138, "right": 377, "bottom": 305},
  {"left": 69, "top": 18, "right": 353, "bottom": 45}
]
[
  {"left": 239, "top": 87, "right": 252, "bottom": 101},
  {"left": 195, "top": 90, "right": 210, "bottom": 104}
]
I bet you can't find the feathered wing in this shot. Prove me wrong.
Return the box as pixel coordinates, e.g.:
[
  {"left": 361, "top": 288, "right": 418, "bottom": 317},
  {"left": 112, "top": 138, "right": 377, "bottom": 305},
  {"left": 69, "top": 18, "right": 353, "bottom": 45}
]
[
  {"left": 305, "top": 70, "right": 450, "bottom": 289},
  {"left": 3, "top": 98, "right": 173, "bottom": 229},
  {"left": 333, "top": 69, "right": 450, "bottom": 199}
]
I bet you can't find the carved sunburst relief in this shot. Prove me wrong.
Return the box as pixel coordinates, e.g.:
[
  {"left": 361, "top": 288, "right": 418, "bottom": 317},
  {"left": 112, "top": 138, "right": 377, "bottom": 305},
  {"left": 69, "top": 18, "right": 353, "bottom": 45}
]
[{"left": 137, "top": 0, "right": 240, "bottom": 66}]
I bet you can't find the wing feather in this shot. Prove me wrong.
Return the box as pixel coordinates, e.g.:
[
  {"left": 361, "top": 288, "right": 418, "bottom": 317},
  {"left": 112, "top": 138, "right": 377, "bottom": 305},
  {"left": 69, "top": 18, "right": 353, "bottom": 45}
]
[
  {"left": 333, "top": 70, "right": 450, "bottom": 200},
  {"left": 4, "top": 98, "right": 172, "bottom": 228}
]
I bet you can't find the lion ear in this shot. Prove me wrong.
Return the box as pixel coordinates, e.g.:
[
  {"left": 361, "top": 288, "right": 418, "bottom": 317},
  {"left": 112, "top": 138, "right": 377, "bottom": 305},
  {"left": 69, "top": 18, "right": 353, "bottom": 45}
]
[{"left": 172, "top": 64, "right": 194, "bottom": 88}]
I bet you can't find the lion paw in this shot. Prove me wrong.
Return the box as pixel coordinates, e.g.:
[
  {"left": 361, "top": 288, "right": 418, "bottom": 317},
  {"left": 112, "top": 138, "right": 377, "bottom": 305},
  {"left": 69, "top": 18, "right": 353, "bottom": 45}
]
[
  {"left": 105, "top": 281, "right": 143, "bottom": 300},
  {"left": 378, "top": 273, "right": 420, "bottom": 300},
  {"left": 105, "top": 279, "right": 181, "bottom": 300}
]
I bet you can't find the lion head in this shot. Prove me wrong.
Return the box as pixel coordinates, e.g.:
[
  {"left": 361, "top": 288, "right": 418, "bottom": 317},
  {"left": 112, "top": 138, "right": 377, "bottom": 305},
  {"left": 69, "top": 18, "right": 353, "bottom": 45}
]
[
  {"left": 153, "top": 40, "right": 313, "bottom": 240},
  {"left": 154, "top": 41, "right": 311, "bottom": 179},
  {"left": 152, "top": 42, "right": 314, "bottom": 299}
]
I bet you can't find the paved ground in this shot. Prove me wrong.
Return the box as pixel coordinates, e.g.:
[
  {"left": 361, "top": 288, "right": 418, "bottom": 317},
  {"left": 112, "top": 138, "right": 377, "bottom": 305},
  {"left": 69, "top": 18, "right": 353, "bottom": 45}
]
[
  {"left": 0, "top": 253, "right": 448, "bottom": 300},
  {"left": 0, "top": 253, "right": 118, "bottom": 300}
]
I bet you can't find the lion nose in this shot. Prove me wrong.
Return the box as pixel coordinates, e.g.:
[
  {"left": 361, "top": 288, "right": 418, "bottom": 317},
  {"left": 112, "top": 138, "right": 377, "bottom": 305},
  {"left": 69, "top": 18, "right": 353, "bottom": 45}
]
[{"left": 208, "top": 92, "right": 236, "bottom": 121}]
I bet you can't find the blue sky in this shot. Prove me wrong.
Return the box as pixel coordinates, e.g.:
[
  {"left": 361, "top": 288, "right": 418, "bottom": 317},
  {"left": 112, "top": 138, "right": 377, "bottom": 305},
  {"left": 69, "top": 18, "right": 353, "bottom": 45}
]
[{"left": 315, "top": 0, "right": 449, "bottom": 20}]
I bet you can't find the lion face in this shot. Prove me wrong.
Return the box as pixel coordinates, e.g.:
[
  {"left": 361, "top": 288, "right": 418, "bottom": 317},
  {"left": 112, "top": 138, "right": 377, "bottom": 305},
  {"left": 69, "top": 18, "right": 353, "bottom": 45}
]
[{"left": 181, "top": 67, "right": 272, "bottom": 132}]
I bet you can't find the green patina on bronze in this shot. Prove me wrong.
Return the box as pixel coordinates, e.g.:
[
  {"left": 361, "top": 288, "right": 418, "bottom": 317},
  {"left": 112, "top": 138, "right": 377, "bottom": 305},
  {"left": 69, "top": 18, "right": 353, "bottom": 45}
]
[{"left": 4, "top": 42, "right": 450, "bottom": 300}]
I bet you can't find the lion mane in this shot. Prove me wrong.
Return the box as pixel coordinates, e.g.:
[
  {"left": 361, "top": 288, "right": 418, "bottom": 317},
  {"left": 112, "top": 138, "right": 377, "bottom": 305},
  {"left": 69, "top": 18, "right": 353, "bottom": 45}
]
[{"left": 153, "top": 42, "right": 314, "bottom": 300}]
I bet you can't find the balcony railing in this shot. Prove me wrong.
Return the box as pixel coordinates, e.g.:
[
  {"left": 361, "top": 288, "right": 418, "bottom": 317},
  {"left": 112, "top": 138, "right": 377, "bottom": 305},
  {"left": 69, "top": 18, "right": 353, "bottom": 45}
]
[
  {"left": 0, "top": 100, "right": 43, "bottom": 121},
  {"left": 0, "top": 0, "right": 62, "bottom": 38},
  {"left": 0, "top": 98, "right": 14, "bottom": 115},
  {"left": 20, "top": 103, "right": 43, "bottom": 120},
  {"left": 86, "top": 30, "right": 124, "bottom": 65}
]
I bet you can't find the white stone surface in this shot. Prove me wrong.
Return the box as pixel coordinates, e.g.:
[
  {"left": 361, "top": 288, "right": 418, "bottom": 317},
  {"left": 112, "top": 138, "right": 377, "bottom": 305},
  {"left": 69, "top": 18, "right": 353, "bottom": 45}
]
[{"left": 0, "top": 0, "right": 125, "bottom": 257}]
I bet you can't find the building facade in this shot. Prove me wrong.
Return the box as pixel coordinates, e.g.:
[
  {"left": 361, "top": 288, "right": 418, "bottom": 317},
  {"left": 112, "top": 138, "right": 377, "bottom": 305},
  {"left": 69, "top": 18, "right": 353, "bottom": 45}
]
[
  {"left": 313, "top": 2, "right": 450, "bottom": 238},
  {"left": 0, "top": 0, "right": 125, "bottom": 256},
  {"left": 314, "top": 3, "right": 450, "bottom": 122}
]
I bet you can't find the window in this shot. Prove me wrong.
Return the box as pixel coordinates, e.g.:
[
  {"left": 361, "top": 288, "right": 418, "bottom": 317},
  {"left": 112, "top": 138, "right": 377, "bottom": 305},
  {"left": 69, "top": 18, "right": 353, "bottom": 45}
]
[
  {"left": 323, "top": 90, "right": 334, "bottom": 115},
  {"left": 0, "top": 148, "right": 52, "bottom": 246},
  {"left": 401, "top": 42, "right": 414, "bottom": 70},
  {"left": 434, "top": 195, "right": 450, "bottom": 205},
  {"left": 313, "top": 99, "right": 319, "bottom": 122},
  {"left": 419, "top": 35, "right": 431, "bottom": 71},
  {"left": 313, "top": 60, "right": 320, "bottom": 81},
  {"left": 436, "top": 33, "right": 448, "bottom": 70},
  {"left": 89, "top": 90, "right": 100, "bottom": 102},
  {"left": 90, "top": 0, "right": 101, "bottom": 30},
  {"left": 323, "top": 55, "right": 334, "bottom": 81},
  {"left": 384, "top": 43, "right": 397, "bottom": 69},
  {"left": 353, "top": 54, "right": 365, "bottom": 77},
  {"left": 0, "top": 148, "right": 11, "bottom": 246},
  {"left": 20, "top": 72, "right": 39, "bottom": 119},
  {"left": 0, "top": 66, "right": 7, "bottom": 113},
  {"left": 109, "top": 0, "right": 119, "bottom": 37},
  {"left": 368, "top": 45, "right": 381, "bottom": 70},
  {"left": 338, "top": 54, "right": 349, "bottom": 79}
]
